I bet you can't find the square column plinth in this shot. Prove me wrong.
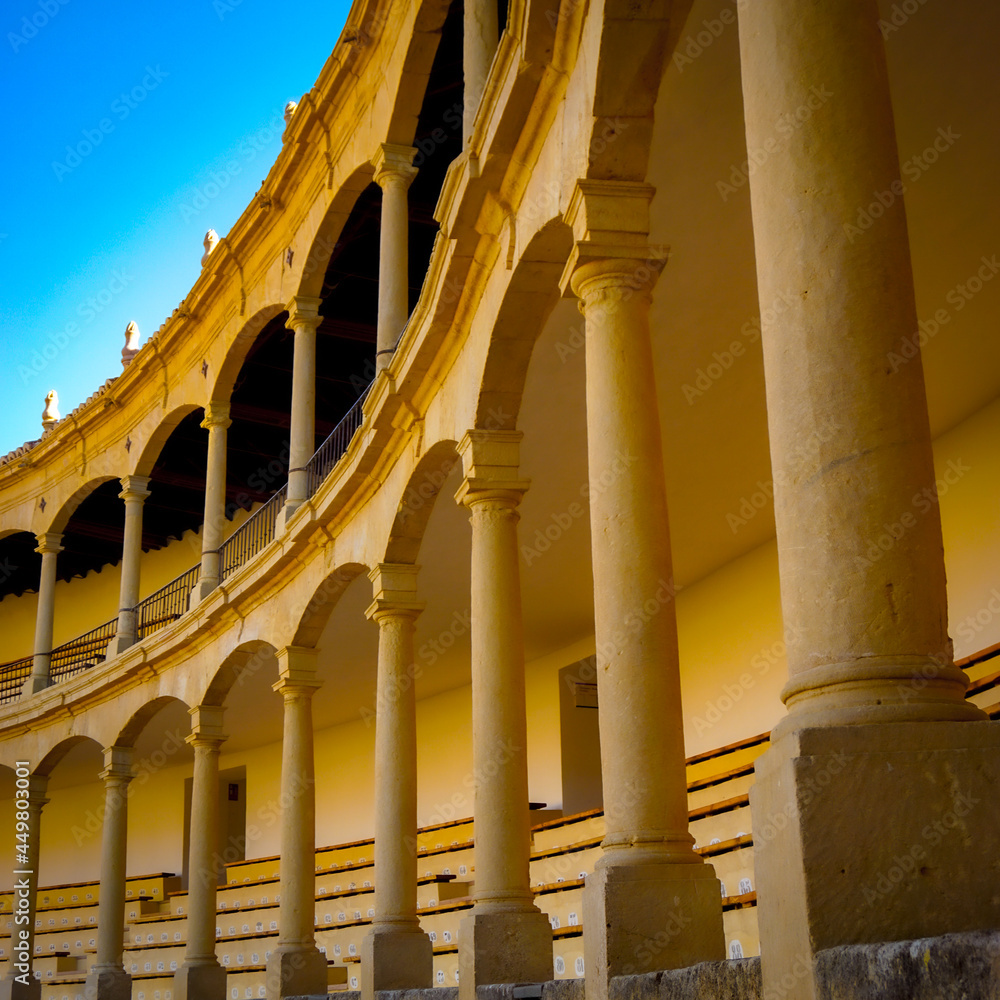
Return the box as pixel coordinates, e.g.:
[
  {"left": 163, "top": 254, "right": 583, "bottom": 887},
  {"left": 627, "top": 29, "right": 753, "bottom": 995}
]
[
  {"left": 753, "top": 721, "right": 1000, "bottom": 1000},
  {"left": 584, "top": 860, "right": 725, "bottom": 991}
]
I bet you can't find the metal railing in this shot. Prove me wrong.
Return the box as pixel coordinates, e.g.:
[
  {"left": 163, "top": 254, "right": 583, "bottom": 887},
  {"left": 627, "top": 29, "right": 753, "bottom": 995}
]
[
  {"left": 306, "top": 382, "right": 373, "bottom": 498},
  {"left": 219, "top": 484, "right": 288, "bottom": 581},
  {"left": 137, "top": 564, "right": 201, "bottom": 639},
  {"left": 49, "top": 618, "right": 118, "bottom": 684},
  {"left": 0, "top": 382, "right": 379, "bottom": 703},
  {"left": 0, "top": 657, "right": 33, "bottom": 705}
]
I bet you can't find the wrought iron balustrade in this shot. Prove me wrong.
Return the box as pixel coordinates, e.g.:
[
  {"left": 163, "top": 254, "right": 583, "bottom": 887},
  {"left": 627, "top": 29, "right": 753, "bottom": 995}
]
[
  {"left": 219, "top": 485, "right": 288, "bottom": 581},
  {"left": 49, "top": 618, "right": 118, "bottom": 684},
  {"left": 0, "top": 657, "right": 33, "bottom": 705},
  {"left": 306, "top": 382, "right": 373, "bottom": 498},
  {"left": 137, "top": 563, "right": 201, "bottom": 639}
]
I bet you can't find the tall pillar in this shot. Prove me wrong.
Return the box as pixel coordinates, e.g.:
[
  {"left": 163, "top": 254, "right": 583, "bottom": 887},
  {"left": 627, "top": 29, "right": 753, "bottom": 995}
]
[
  {"left": 284, "top": 297, "right": 323, "bottom": 521},
  {"left": 361, "top": 564, "right": 432, "bottom": 997},
  {"left": 85, "top": 746, "right": 134, "bottom": 1000},
  {"left": 0, "top": 771, "right": 48, "bottom": 1000},
  {"left": 454, "top": 430, "right": 552, "bottom": 999},
  {"left": 561, "top": 181, "right": 724, "bottom": 999},
  {"left": 372, "top": 144, "right": 418, "bottom": 373},
  {"left": 174, "top": 706, "right": 227, "bottom": 1000},
  {"left": 463, "top": 0, "right": 499, "bottom": 145},
  {"left": 26, "top": 533, "right": 62, "bottom": 695},
  {"left": 265, "top": 647, "right": 326, "bottom": 999},
  {"left": 109, "top": 476, "right": 151, "bottom": 655},
  {"left": 736, "top": 4, "right": 998, "bottom": 997},
  {"left": 197, "top": 402, "right": 231, "bottom": 600}
]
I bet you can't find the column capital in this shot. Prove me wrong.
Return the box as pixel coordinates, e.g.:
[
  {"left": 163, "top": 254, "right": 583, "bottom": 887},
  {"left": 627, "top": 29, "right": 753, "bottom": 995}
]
[
  {"left": 285, "top": 296, "right": 324, "bottom": 331},
  {"left": 187, "top": 704, "right": 228, "bottom": 746},
  {"left": 274, "top": 645, "right": 323, "bottom": 694},
  {"left": 454, "top": 430, "right": 529, "bottom": 506},
  {"left": 201, "top": 400, "right": 232, "bottom": 430},
  {"left": 558, "top": 178, "right": 668, "bottom": 299},
  {"left": 20, "top": 772, "right": 49, "bottom": 808},
  {"left": 34, "top": 531, "right": 63, "bottom": 556},
  {"left": 118, "top": 475, "right": 151, "bottom": 503},
  {"left": 372, "top": 143, "right": 418, "bottom": 190},
  {"left": 101, "top": 745, "right": 135, "bottom": 784},
  {"left": 365, "top": 562, "right": 425, "bottom": 621}
]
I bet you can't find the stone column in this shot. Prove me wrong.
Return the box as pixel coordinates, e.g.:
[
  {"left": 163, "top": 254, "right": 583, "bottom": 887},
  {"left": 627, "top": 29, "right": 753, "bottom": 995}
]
[
  {"left": 284, "top": 297, "right": 323, "bottom": 522},
  {"left": 26, "top": 533, "right": 62, "bottom": 695},
  {"left": 463, "top": 0, "right": 499, "bottom": 145},
  {"left": 85, "top": 746, "right": 134, "bottom": 1000},
  {"left": 174, "top": 706, "right": 227, "bottom": 1000},
  {"left": 197, "top": 402, "right": 231, "bottom": 601},
  {"left": 0, "top": 772, "right": 48, "bottom": 1000},
  {"left": 454, "top": 430, "right": 552, "bottom": 999},
  {"left": 361, "top": 564, "right": 431, "bottom": 998},
  {"left": 372, "top": 145, "right": 418, "bottom": 373},
  {"left": 561, "top": 181, "right": 724, "bottom": 999},
  {"left": 109, "top": 476, "right": 151, "bottom": 655},
  {"left": 266, "top": 647, "right": 326, "bottom": 999},
  {"left": 736, "top": 4, "right": 998, "bottom": 997}
]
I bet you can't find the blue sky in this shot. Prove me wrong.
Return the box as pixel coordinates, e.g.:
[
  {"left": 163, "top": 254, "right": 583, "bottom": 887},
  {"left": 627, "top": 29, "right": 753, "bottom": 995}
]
[{"left": 0, "top": 0, "right": 353, "bottom": 457}]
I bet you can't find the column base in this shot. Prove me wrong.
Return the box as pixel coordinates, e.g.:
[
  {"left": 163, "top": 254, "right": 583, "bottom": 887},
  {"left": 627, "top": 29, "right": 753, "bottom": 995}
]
[
  {"left": 83, "top": 965, "right": 131, "bottom": 1000},
  {"left": 583, "top": 855, "right": 725, "bottom": 1000},
  {"left": 360, "top": 924, "right": 433, "bottom": 999},
  {"left": 265, "top": 944, "right": 327, "bottom": 999},
  {"left": 457, "top": 908, "right": 553, "bottom": 1000},
  {"left": 0, "top": 974, "right": 40, "bottom": 1000},
  {"left": 752, "top": 721, "right": 1000, "bottom": 1000},
  {"left": 106, "top": 633, "right": 136, "bottom": 659},
  {"left": 21, "top": 675, "right": 49, "bottom": 697},
  {"left": 172, "top": 958, "right": 227, "bottom": 1000}
]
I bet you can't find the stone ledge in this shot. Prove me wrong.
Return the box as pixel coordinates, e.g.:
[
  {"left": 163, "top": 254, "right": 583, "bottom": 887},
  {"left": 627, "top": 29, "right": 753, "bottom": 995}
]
[
  {"left": 815, "top": 929, "right": 1000, "bottom": 1000},
  {"left": 610, "top": 959, "right": 761, "bottom": 1000}
]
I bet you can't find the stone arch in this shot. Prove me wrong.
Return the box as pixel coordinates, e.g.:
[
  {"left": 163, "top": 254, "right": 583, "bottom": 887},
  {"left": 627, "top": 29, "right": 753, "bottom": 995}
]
[
  {"left": 475, "top": 218, "right": 575, "bottom": 430},
  {"left": 116, "top": 695, "right": 192, "bottom": 748},
  {"left": 202, "top": 640, "right": 279, "bottom": 707},
  {"left": 210, "top": 304, "right": 287, "bottom": 404},
  {"left": 583, "top": 0, "right": 696, "bottom": 182},
  {"left": 131, "top": 404, "right": 204, "bottom": 478},
  {"left": 295, "top": 165, "right": 378, "bottom": 300},
  {"left": 383, "top": 439, "right": 461, "bottom": 565},
  {"left": 35, "top": 734, "right": 104, "bottom": 777},
  {"left": 45, "top": 475, "right": 121, "bottom": 534},
  {"left": 291, "top": 563, "right": 369, "bottom": 648}
]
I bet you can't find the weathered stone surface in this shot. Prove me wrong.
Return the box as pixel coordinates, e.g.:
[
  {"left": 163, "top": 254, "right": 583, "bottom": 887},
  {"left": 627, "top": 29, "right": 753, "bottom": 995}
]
[
  {"left": 609, "top": 959, "right": 761, "bottom": 1000},
  {"left": 815, "top": 930, "right": 1000, "bottom": 1000}
]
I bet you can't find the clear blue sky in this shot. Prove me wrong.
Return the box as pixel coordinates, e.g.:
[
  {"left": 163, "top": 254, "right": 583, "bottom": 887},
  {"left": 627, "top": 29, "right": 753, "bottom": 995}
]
[{"left": 0, "top": 0, "right": 353, "bottom": 457}]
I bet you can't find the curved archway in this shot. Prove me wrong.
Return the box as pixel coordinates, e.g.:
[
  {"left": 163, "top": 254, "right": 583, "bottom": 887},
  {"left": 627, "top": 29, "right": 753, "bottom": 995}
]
[
  {"left": 211, "top": 305, "right": 287, "bottom": 405},
  {"left": 583, "top": 0, "right": 695, "bottom": 182},
  {"left": 383, "top": 439, "right": 461, "bottom": 565},
  {"left": 132, "top": 404, "right": 204, "bottom": 479},
  {"left": 291, "top": 562, "right": 369, "bottom": 648},
  {"left": 475, "top": 219, "right": 574, "bottom": 429},
  {"left": 45, "top": 475, "right": 120, "bottom": 535},
  {"left": 202, "top": 640, "right": 279, "bottom": 707}
]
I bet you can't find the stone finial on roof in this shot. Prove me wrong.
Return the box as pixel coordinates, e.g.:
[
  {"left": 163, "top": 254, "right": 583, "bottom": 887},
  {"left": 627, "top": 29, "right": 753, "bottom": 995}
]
[
  {"left": 284, "top": 100, "right": 298, "bottom": 128},
  {"left": 202, "top": 229, "right": 220, "bottom": 267},
  {"left": 42, "top": 390, "right": 60, "bottom": 432},
  {"left": 122, "top": 321, "right": 140, "bottom": 368}
]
